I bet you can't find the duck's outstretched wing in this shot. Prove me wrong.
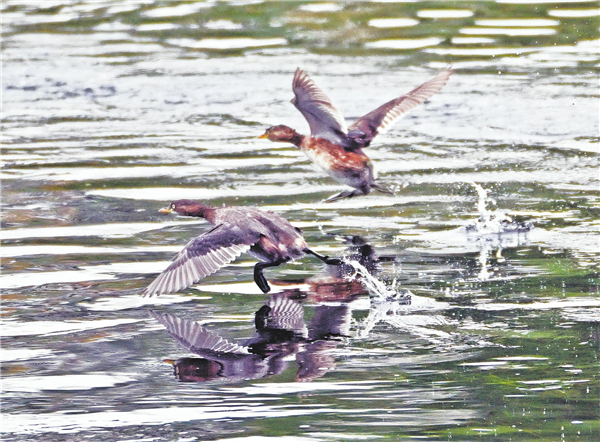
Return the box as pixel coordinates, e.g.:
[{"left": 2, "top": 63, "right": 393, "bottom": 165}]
[
  {"left": 346, "top": 69, "right": 452, "bottom": 149},
  {"left": 150, "top": 310, "right": 250, "bottom": 355},
  {"left": 291, "top": 68, "right": 349, "bottom": 144},
  {"left": 144, "top": 223, "right": 257, "bottom": 297}
]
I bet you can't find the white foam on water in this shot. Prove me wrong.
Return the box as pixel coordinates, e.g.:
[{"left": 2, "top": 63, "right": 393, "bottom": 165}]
[
  {"left": 135, "top": 23, "right": 180, "bottom": 32},
  {"left": 1, "top": 269, "right": 116, "bottom": 289},
  {"left": 193, "top": 281, "right": 310, "bottom": 295},
  {"left": 204, "top": 20, "right": 244, "bottom": 30},
  {"left": 3, "top": 373, "right": 137, "bottom": 393},
  {"left": 86, "top": 183, "right": 339, "bottom": 201},
  {"left": 2, "top": 220, "right": 199, "bottom": 240},
  {"left": 460, "top": 27, "right": 557, "bottom": 36},
  {"left": 168, "top": 38, "right": 287, "bottom": 49},
  {"left": 1, "top": 348, "right": 54, "bottom": 362},
  {"left": 298, "top": 3, "right": 344, "bottom": 12},
  {"left": 365, "top": 37, "right": 444, "bottom": 49},
  {"left": 0, "top": 403, "right": 330, "bottom": 434},
  {"left": 0, "top": 261, "right": 170, "bottom": 289},
  {"left": 424, "top": 47, "right": 540, "bottom": 56},
  {"left": 7, "top": 12, "right": 79, "bottom": 25},
  {"left": 1, "top": 318, "right": 141, "bottom": 337},
  {"left": 451, "top": 37, "right": 496, "bottom": 44},
  {"left": 105, "top": 3, "right": 142, "bottom": 14},
  {"left": 2, "top": 164, "right": 213, "bottom": 181},
  {"left": 475, "top": 19, "right": 560, "bottom": 26},
  {"left": 79, "top": 293, "right": 200, "bottom": 312},
  {"left": 223, "top": 380, "right": 386, "bottom": 395},
  {"left": 368, "top": 18, "right": 419, "bottom": 28},
  {"left": 548, "top": 9, "right": 600, "bottom": 17},
  {"left": 267, "top": 194, "right": 463, "bottom": 214},
  {"left": 496, "top": 356, "right": 549, "bottom": 361},
  {"left": 1, "top": 245, "right": 182, "bottom": 258},
  {"left": 142, "top": 2, "right": 213, "bottom": 18},
  {"left": 474, "top": 299, "right": 600, "bottom": 311},
  {"left": 417, "top": 10, "right": 474, "bottom": 18}
]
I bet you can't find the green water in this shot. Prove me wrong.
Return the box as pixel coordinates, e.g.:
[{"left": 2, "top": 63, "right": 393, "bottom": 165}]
[{"left": 1, "top": 0, "right": 599, "bottom": 441}]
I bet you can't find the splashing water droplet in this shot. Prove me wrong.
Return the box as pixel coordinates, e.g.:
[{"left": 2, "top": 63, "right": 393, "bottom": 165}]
[{"left": 343, "top": 259, "right": 404, "bottom": 301}]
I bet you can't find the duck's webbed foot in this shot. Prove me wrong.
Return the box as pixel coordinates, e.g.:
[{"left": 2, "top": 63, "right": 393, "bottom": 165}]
[
  {"left": 253, "top": 260, "right": 285, "bottom": 293},
  {"left": 305, "top": 248, "right": 344, "bottom": 266},
  {"left": 371, "top": 182, "right": 395, "bottom": 195},
  {"left": 322, "top": 189, "right": 365, "bottom": 203}
]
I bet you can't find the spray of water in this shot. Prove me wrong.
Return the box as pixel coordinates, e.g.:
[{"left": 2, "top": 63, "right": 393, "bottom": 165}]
[
  {"left": 466, "top": 182, "right": 533, "bottom": 280},
  {"left": 339, "top": 258, "right": 414, "bottom": 339},
  {"left": 343, "top": 259, "right": 398, "bottom": 300},
  {"left": 468, "top": 182, "right": 515, "bottom": 234}
]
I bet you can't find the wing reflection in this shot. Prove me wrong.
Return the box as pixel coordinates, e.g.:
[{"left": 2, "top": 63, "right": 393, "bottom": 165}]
[
  {"left": 152, "top": 292, "right": 356, "bottom": 383},
  {"left": 152, "top": 235, "right": 394, "bottom": 383},
  {"left": 151, "top": 292, "right": 304, "bottom": 382}
]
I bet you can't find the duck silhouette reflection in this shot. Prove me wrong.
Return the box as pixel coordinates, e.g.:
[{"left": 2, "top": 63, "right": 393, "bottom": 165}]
[
  {"left": 152, "top": 293, "right": 308, "bottom": 382},
  {"left": 152, "top": 236, "right": 395, "bottom": 382}
]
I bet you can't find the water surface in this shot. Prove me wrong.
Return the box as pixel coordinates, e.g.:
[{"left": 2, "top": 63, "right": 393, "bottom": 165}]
[{"left": 2, "top": 0, "right": 599, "bottom": 441}]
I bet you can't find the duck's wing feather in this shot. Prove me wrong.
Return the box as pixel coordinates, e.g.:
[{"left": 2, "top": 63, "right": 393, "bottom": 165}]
[
  {"left": 150, "top": 310, "right": 250, "bottom": 355},
  {"left": 262, "top": 293, "right": 307, "bottom": 335},
  {"left": 144, "top": 223, "right": 257, "bottom": 297},
  {"left": 291, "top": 68, "right": 349, "bottom": 144},
  {"left": 346, "top": 69, "right": 452, "bottom": 149}
]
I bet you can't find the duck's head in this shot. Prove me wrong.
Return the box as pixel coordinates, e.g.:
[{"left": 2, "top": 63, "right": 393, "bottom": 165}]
[
  {"left": 159, "top": 199, "right": 210, "bottom": 217},
  {"left": 258, "top": 125, "right": 301, "bottom": 143}
]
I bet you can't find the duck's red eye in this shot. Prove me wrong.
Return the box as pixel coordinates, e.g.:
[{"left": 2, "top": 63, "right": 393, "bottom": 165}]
[{"left": 171, "top": 204, "right": 176, "bottom": 209}]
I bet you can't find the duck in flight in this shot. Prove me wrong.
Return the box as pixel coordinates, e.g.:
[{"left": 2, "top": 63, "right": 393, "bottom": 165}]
[
  {"left": 144, "top": 199, "right": 342, "bottom": 297},
  {"left": 259, "top": 68, "right": 452, "bottom": 202}
]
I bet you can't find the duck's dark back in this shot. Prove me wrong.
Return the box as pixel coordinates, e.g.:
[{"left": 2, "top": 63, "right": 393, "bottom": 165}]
[{"left": 215, "top": 207, "right": 304, "bottom": 243}]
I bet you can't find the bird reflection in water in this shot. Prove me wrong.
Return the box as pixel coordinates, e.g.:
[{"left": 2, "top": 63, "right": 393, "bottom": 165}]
[
  {"left": 152, "top": 293, "right": 309, "bottom": 382},
  {"left": 152, "top": 236, "right": 396, "bottom": 382}
]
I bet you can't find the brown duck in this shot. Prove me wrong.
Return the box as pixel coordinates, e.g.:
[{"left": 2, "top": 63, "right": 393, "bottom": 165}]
[{"left": 259, "top": 68, "right": 452, "bottom": 202}]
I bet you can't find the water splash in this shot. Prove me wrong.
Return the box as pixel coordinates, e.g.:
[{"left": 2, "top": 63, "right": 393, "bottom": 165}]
[
  {"left": 343, "top": 259, "right": 409, "bottom": 302},
  {"left": 467, "top": 182, "right": 534, "bottom": 235},
  {"left": 340, "top": 259, "right": 418, "bottom": 339},
  {"left": 344, "top": 262, "right": 452, "bottom": 341},
  {"left": 468, "top": 182, "right": 511, "bottom": 234},
  {"left": 466, "top": 182, "right": 533, "bottom": 280}
]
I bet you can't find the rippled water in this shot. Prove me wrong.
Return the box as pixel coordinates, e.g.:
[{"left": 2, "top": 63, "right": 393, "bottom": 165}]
[{"left": 2, "top": 0, "right": 599, "bottom": 441}]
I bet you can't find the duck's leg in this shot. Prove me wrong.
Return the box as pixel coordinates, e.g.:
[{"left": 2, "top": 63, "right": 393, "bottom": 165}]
[
  {"left": 254, "top": 260, "right": 285, "bottom": 293},
  {"left": 305, "top": 248, "right": 343, "bottom": 266},
  {"left": 322, "top": 189, "right": 365, "bottom": 203}
]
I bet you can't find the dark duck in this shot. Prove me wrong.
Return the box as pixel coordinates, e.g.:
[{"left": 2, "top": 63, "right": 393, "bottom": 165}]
[
  {"left": 144, "top": 199, "right": 341, "bottom": 297},
  {"left": 259, "top": 68, "right": 452, "bottom": 202}
]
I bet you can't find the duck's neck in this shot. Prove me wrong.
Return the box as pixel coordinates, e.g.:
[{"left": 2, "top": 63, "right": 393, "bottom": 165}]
[
  {"left": 183, "top": 202, "right": 216, "bottom": 223},
  {"left": 286, "top": 130, "right": 305, "bottom": 147}
]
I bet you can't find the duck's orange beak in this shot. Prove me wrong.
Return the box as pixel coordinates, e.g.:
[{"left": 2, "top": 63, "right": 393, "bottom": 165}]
[
  {"left": 258, "top": 131, "right": 269, "bottom": 139},
  {"left": 159, "top": 206, "right": 173, "bottom": 214},
  {"left": 163, "top": 359, "right": 175, "bottom": 365}
]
